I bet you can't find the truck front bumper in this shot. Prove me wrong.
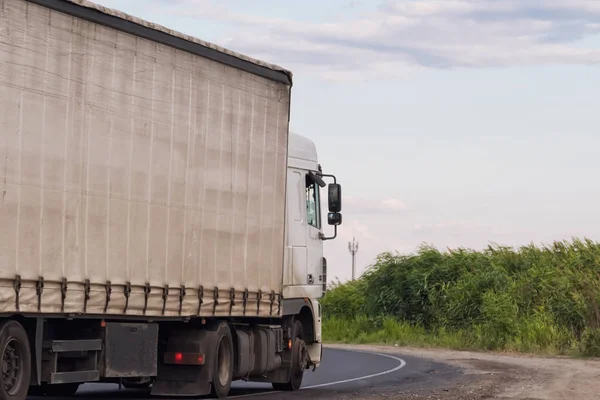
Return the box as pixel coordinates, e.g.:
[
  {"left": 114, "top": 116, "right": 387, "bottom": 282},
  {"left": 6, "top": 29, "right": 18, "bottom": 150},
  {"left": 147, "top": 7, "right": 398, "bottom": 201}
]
[{"left": 307, "top": 341, "right": 322, "bottom": 369}]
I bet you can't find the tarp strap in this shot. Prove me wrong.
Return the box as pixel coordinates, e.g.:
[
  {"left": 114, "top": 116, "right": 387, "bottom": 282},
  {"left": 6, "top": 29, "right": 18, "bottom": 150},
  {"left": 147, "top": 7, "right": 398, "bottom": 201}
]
[
  {"left": 123, "top": 282, "right": 132, "bottom": 313},
  {"left": 242, "top": 289, "right": 249, "bottom": 316},
  {"left": 36, "top": 277, "right": 44, "bottom": 312},
  {"left": 13, "top": 275, "right": 22, "bottom": 312},
  {"left": 257, "top": 290, "right": 262, "bottom": 315},
  {"left": 269, "top": 291, "right": 276, "bottom": 315},
  {"left": 83, "top": 280, "right": 91, "bottom": 313},
  {"left": 60, "top": 278, "right": 68, "bottom": 313},
  {"left": 212, "top": 287, "right": 219, "bottom": 315},
  {"left": 197, "top": 285, "right": 204, "bottom": 316},
  {"left": 178, "top": 286, "right": 186, "bottom": 316},
  {"left": 104, "top": 281, "right": 112, "bottom": 313},
  {"left": 229, "top": 288, "right": 236, "bottom": 315},
  {"left": 143, "top": 283, "right": 151, "bottom": 315},
  {"left": 277, "top": 291, "right": 283, "bottom": 315},
  {"left": 161, "top": 285, "right": 169, "bottom": 315}
]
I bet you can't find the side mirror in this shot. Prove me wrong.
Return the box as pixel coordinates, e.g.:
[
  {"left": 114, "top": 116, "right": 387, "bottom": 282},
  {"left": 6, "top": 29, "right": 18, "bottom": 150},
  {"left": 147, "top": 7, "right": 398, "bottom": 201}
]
[
  {"left": 328, "top": 184, "right": 342, "bottom": 213},
  {"left": 328, "top": 213, "right": 342, "bottom": 226},
  {"left": 319, "top": 174, "right": 342, "bottom": 241}
]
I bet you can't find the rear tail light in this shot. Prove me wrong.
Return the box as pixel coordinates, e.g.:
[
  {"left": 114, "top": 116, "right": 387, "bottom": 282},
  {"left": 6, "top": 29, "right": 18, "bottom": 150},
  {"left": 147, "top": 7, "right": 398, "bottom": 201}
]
[{"left": 164, "top": 352, "right": 205, "bottom": 365}]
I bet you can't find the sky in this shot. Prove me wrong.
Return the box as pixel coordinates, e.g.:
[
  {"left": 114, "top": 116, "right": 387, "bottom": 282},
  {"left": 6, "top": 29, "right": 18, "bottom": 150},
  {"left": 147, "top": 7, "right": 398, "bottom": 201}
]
[{"left": 95, "top": 0, "right": 600, "bottom": 283}]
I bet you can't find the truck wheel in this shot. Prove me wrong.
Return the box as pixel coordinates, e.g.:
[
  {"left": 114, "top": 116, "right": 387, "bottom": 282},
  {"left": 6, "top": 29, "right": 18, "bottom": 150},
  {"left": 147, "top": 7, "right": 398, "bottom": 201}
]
[
  {"left": 0, "top": 320, "right": 31, "bottom": 400},
  {"left": 121, "top": 377, "right": 153, "bottom": 389},
  {"left": 272, "top": 320, "right": 306, "bottom": 392},
  {"left": 210, "top": 322, "right": 233, "bottom": 398}
]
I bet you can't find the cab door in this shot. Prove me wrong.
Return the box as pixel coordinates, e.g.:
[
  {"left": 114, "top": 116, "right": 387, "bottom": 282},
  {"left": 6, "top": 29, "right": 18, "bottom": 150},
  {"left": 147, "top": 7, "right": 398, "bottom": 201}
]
[
  {"left": 287, "top": 169, "right": 308, "bottom": 286},
  {"left": 305, "top": 173, "right": 324, "bottom": 289}
]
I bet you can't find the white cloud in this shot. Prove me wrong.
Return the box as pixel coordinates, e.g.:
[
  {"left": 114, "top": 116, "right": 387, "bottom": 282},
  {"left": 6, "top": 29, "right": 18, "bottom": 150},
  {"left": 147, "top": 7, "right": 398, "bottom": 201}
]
[
  {"left": 341, "top": 196, "right": 408, "bottom": 214},
  {"left": 413, "top": 220, "right": 468, "bottom": 231},
  {"left": 381, "top": 198, "right": 408, "bottom": 211},
  {"left": 142, "top": 0, "right": 600, "bottom": 81},
  {"left": 341, "top": 220, "right": 373, "bottom": 241}
]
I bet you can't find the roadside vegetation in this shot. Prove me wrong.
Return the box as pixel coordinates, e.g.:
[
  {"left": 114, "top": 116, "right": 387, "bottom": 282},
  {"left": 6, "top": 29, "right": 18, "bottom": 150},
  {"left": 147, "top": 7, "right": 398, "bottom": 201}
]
[{"left": 321, "top": 239, "right": 600, "bottom": 356}]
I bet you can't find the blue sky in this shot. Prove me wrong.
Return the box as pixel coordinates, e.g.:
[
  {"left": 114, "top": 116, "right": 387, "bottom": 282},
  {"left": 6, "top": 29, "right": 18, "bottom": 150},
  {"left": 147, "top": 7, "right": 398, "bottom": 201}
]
[{"left": 96, "top": 0, "right": 600, "bottom": 282}]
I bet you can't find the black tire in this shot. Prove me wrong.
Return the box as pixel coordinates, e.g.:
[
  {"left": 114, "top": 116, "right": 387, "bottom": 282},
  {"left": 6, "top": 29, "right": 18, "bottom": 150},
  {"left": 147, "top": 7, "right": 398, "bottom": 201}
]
[
  {"left": 272, "top": 320, "right": 306, "bottom": 392},
  {"left": 121, "top": 377, "right": 153, "bottom": 390},
  {"left": 210, "top": 322, "right": 234, "bottom": 399},
  {"left": 39, "top": 383, "right": 80, "bottom": 397},
  {"left": 0, "top": 320, "right": 31, "bottom": 400}
]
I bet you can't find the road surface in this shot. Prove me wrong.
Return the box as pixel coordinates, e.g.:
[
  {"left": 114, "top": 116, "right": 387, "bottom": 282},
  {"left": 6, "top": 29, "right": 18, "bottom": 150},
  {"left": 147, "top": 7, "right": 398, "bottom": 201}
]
[{"left": 28, "top": 348, "right": 464, "bottom": 399}]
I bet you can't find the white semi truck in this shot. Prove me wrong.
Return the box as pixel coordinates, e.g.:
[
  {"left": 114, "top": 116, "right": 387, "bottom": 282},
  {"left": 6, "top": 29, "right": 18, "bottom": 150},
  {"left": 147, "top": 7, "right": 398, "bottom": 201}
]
[{"left": 0, "top": 0, "right": 342, "bottom": 399}]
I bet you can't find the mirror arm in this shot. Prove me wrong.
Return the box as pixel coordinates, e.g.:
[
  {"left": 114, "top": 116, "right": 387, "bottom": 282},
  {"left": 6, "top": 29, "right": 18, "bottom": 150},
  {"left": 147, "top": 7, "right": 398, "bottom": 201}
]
[
  {"left": 318, "top": 173, "right": 337, "bottom": 184},
  {"left": 319, "top": 225, "right": 338, "bottom": 241}
]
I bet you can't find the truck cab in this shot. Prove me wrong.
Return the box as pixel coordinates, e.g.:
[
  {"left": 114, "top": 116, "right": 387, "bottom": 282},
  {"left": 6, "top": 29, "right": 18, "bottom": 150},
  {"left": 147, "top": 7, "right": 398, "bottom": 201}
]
[{"left": 283, "top": 132, "right": 342, "bottom": 368}]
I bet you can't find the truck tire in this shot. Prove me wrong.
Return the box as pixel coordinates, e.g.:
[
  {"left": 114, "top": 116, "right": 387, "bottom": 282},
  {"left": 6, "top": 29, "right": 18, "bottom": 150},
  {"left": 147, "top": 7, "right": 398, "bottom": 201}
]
[
  {"left": 0, "top": 320, "right": 31, "bottom": 400},
  {"left": 121, "top": 377, "right": 153, "bottom": 389},
  {"left": 272, "top": 320, "right": 306, "bottom": 392},
  {"left": 210, "top": 322, "right": 234, "bottom": 398}
]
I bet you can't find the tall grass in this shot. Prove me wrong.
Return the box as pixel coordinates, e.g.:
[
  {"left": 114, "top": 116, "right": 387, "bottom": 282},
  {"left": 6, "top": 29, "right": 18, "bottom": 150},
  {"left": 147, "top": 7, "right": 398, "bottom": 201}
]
[{"left": 321, "top": 239, "right": 600, "bottom": 356}]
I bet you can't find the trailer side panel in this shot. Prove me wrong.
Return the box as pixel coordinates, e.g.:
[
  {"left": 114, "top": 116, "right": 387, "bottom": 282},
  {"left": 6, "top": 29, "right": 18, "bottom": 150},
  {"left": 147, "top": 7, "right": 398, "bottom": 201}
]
[{"left": 0, "top": 0, "right": 290, "bottom": 318}]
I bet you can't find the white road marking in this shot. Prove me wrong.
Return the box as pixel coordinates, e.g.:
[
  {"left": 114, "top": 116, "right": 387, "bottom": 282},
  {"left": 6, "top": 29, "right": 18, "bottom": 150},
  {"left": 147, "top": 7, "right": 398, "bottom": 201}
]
[
  {"left": 230, "top": 350, "right": 407, "bottom": 398},
  {"left": 303, "top": 352, "right": 407, "bottom": 389}
]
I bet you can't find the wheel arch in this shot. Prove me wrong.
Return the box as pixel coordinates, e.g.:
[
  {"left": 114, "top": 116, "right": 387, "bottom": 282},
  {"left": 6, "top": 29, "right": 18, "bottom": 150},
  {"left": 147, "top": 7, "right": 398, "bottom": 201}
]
[
  {"left": 282, "top": 299, "right": 316, "bottom": 344},
  {"left": 297, "top": 306, "right": 315, "bottom": 343}
]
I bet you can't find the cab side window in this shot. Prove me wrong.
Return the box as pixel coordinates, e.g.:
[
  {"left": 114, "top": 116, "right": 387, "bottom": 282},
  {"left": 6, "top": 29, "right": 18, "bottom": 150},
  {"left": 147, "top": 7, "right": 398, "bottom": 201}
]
[{"left": 306, "top": 175, "right": 321, "bottom": 229}]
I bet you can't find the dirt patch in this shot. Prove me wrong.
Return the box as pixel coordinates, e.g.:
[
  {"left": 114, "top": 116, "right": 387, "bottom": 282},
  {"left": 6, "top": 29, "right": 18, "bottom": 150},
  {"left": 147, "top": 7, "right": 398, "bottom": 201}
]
[
  {"left": 318, "top": 368, "right": 509, "bottom": 400},
  {"left": 327, "top": 344, "right": 600, "bottom": 400}
]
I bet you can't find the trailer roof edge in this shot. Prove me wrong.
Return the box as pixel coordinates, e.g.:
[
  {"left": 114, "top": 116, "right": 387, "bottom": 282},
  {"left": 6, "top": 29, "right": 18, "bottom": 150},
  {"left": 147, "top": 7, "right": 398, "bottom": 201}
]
[{"left": 25, "top": 0, "right": 293, "bottom": 86}]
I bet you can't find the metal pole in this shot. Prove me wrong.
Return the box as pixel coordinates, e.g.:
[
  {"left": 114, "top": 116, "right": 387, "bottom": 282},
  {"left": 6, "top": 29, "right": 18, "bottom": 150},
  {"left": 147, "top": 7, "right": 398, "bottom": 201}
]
[{"left": 348, "top": 237, "right": 359, "bottom": 281}]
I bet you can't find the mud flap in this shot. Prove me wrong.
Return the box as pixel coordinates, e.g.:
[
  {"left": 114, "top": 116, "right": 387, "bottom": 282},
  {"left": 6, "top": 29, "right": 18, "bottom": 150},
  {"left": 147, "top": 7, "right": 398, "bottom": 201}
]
[
  {"left": 150, "top": 327, "right": 220, "bottom": 397},
  {"left": 151, "top": 366, "right": 211, "bottom": 397},
  {"left": 307, "top": 342, "right": 322, "bottom": 369}
]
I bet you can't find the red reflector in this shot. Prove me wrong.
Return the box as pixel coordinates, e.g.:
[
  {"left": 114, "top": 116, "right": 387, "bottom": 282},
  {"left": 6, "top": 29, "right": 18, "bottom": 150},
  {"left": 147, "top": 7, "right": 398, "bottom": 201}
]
[{"left": 165, "top": 352, "right": 205, "bottom": 366}]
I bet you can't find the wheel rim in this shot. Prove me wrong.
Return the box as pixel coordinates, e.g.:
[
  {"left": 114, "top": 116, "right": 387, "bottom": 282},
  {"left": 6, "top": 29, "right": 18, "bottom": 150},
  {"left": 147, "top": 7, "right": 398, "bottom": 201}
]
[
  {"left": 217, "top": 336, "right": 232, "bottom": 387},
  {"left": 2, "top": 338, "right": 24, "bottom": 395},
  {"left": 295, "top": 340, "right": 307, "bottom": 374}
]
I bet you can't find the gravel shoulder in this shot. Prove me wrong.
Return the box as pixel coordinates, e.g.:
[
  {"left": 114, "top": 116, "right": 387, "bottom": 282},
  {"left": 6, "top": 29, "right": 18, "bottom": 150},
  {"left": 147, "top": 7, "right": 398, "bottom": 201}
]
[{"left": 327, "top": 344, "right": 600, "bottom": 400}]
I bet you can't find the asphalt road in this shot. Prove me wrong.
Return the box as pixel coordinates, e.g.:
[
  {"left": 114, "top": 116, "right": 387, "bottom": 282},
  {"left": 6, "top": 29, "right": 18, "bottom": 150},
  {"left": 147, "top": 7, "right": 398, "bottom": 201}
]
[{"left": 28, "top": 348, "right": 463, "bottom": 399}]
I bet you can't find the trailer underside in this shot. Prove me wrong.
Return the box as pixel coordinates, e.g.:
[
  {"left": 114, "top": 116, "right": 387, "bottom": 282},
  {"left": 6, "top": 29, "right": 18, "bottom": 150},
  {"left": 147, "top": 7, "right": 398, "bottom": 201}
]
[{"left": 0, "top": 300, "right": 319, "bottom": 400}]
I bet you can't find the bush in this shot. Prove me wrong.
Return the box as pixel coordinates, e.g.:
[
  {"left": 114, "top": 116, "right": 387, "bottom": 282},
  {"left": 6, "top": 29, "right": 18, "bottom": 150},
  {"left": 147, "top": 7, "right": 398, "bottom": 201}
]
[
  {"left": 321, "top": 238, "right": 600, "bottom": 356},
  {"left": 321, "top": 278, "right": 366, "bottom": 318}
]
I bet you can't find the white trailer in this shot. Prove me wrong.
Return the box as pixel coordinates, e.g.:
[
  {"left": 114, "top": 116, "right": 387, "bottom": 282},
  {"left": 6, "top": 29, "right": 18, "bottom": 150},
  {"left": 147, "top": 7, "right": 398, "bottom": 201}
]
[{"left": 0, "top": 0, "right": 343, "bottom": 398}]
